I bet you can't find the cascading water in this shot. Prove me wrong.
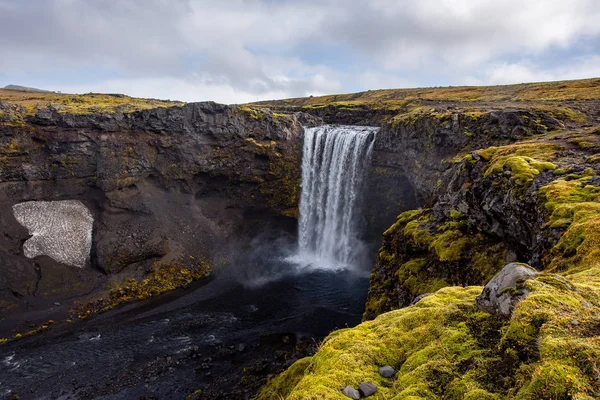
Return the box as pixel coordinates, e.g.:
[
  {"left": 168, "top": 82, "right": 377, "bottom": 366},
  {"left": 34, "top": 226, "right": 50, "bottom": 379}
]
[{"left": 297, "top": 125, "right": 378, "bottom": 269}]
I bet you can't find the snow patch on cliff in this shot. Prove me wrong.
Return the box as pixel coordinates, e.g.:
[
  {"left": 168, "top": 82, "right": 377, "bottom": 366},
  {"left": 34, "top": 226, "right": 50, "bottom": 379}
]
[{"left": 13, "top": 200, "right": 93, "bottom": 268}]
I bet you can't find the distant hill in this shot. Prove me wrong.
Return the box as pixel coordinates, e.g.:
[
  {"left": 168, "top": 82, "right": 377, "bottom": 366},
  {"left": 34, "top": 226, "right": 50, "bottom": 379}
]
[{"left": 3, "top": 84, "right": 51, "bottom": 92}]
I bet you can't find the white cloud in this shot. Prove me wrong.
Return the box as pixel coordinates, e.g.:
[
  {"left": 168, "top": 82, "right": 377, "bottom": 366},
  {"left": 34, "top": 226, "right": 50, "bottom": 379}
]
[
  {"left": 0, "top": 0, "right": 599, "bottom": 102},
  {"left": 476, "top": 55, "right": 600, "bottom": 85}
]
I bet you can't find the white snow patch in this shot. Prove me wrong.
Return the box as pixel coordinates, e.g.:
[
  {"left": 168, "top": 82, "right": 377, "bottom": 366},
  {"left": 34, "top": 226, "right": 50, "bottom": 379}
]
[{"left": 13, "top": 200, "right": 93, "bottom": 268}]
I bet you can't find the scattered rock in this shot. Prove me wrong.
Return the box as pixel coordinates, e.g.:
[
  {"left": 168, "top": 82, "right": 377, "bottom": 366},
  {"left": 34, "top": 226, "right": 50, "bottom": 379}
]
[
  {"left": 358, "top": 382, "right": 377, "bottom": 397},
  {"left": 237, "top": 343, "right": 245, "bottom": 352},
  {"left": 340, "top": 386, "right": 360, "bottom": 400},
  {"left": 378, "top": 365, "right": 395, "bottom": 378},
  {"left": 571, "top": 320, "right": 580, "bottom": 326},
  {"left": 475, "top": 263, "right": 537, "bottom": 318},
  {"left": 53, "top": 302, "right": 61, "bottom": 306},
  {"left": 410, "top": 293, "right": 430, "bottom": 306},
  {"left": 581, "top": 301, "right": 592, "bottom": 308}
]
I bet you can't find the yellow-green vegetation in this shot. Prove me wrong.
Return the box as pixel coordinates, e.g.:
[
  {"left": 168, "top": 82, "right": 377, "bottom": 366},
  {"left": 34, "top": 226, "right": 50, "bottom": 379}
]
[
  {"left": 539, "top": 172, "right": 600, "bottom": 273},
  {"left": 479, "top": 143, "right": 559, "bottom": 189},
  {"left": 0, "top": 88, "right": 184, "bottom": 116},
  {"left": 244, "top": 137, "right": 302, "bottom": 218},
  {"left": 238, "top": 105, "right": 265, "bottom": 120},
  {"left": 0, "top": 337, "right": 7, "bottom": 345},
  {"left": 0, "top": 137, "right": 24, "bottom": 154},
  {"left": 365, "top": 209, "right": 506, "bottom": 319},
  {"left": 257, "top": 357, "right": 312, "bottom": 399},
  {"left": 186, "top": 390, "right": 203, "bottom": 400},
  {"left": 8, "top": 320, "right": 56, "bottom": 342},
  {"left": 262, "top": 272, "right": 600, "bottom": 399},
  {"left": 75, "top": 260, "right": 210, "bottom": 319},
  {"left": 251, "top": 78, "right": 600, "bottom": 115},
  {"left": 531, "top": 106, "right": 588, "bottom": 123}
]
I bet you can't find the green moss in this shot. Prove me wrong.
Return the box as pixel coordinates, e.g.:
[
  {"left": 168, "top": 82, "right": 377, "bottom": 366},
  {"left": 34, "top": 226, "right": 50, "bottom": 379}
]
[
  {"left": 75, "top": 260, "right": 211, "bottom": 319},
  {"left": 239, "top": 105, "right": 265, "bottom": 120},
  {"left": 404, "top": 217, "right": 433, "bottom": 249},
  {"left": 484, "top": 155, "right": 556, "bottom": 187},
  {"left": 265, "top": 268, "right": 600, "bottom": 399},
  {"left": 430, "top": 229, "right": 469, "bottom": 262},
  {"left": 366, "top": 208, "right": 506, "bottom": 319},
  {"left": 251, "top": 79, "right": 600, "bottom": 113},
  {"left": 553, "top": 168, "right": 570, "bottom": 175},
  {"left": 0, "top": 89, "right": 184, "bottom": 118},
  {"left": 539, "top": 175, "right": 600, "bottom": 273},
  {"left": 396, "top": 258, "right": 448, "bottom": 296},
  {"left": 449, "top": 210, "right": 465, "bottom": 220},
  {"left": 464, "top": 111, "right": 485, "bottom": 121},
  {"left": 256, "top": 357, "right": 312, "bottom": 399}
]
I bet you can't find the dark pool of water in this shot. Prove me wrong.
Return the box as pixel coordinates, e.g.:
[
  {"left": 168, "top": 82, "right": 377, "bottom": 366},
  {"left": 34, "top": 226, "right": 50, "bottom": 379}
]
[{"left": 0, "top": 256, "right": 369, "bottom": 399}]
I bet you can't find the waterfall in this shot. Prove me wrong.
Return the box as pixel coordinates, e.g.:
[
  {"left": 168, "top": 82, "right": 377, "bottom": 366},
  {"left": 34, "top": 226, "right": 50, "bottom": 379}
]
[{"left": 297, "top": 125, "right": 378, "bottom": 269}]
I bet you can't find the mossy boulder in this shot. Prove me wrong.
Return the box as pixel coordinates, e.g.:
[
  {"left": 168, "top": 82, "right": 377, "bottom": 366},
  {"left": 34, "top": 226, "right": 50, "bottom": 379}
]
[
  {"left": 262, "top": 270, "right": 600, "bottom": 399},
  {"left": 475, "top": 263, "right": 537, "bottom": 318}
]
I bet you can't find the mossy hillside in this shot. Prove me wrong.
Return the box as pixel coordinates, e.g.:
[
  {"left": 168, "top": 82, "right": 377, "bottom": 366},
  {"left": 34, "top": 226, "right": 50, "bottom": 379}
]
[
  {"left": 252, "top": 78, "right": 600, "bottom": 110},
  {"left": 476, "top": 142, "right": 560, "bottom": 188},
  {"left": 366, "top": 128, "right": 600, "bottom": 319},
  {"left": 539, "top": 172, "right": 600, "bottom": 273},
  {"left": 256, "top": 357, "right": 312, "bottom": 399},
  {"left": 364, "top": 209, "right": 506, "bottom": 319},
  {"left": 262, "top": 274, "right": 600, "bottom": 399},
  {"left": 0, "top": 88, "right": 184, "bottom": 117}
]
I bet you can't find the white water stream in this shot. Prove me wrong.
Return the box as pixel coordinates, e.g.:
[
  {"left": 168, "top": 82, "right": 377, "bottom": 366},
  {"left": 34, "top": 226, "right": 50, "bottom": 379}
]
[{"left": 296, "top": 125, "right": 377, "bottom": 269}]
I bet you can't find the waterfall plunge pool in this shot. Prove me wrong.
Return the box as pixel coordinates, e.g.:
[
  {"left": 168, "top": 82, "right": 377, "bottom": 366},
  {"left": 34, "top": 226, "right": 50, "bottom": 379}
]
[{"left": 0, "top": 125, "right": 380, "bottom": 399}]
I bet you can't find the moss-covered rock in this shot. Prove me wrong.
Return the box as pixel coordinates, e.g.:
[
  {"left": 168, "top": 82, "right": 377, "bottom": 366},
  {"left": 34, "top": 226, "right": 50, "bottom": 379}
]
[
  {"left": 262, "top": 270, "right": 600, "bottom": 399},
  {"left": 263, "top": 101, "right": 600, "bottom": 399},
  {"left": 364, "top": 209, "right": 506, "bottom": 319}
]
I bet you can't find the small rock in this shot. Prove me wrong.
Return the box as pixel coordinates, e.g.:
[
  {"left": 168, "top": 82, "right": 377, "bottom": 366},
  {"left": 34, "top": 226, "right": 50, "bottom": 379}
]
[
  {"left": 410, "top": 293, "right": 430, "bottom": 306},
  {"left": 237, "top": 343, "right": 245, "bottom": 352},
  {"left": 53, "top": 302, "right": 61, "bottom": 306},
  {"left": 581, "top": 301, "right": 592, "bottom": 309},
  {"left": 340, "top": 386, "right": 360, "bottom": 400},
  {"left": 378, "top": 365, "right": 395, "bottom": 378},
  {"left": 476, "top": 263, "right": 537, "bottom": 318},
  {"left": 571, "top": 320, "right": 580, "bottom": 326},
  {"left": 358, "top": 382, "right": 377, "bottom": 397}
]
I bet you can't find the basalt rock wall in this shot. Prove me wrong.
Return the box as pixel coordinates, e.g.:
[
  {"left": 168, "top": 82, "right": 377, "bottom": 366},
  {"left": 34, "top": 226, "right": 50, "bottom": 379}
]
[{"left": 0, "top": 102, "right": 318, "bottom": 318}]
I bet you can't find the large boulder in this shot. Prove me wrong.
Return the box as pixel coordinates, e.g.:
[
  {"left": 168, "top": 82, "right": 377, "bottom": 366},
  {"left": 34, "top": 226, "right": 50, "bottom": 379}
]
[{"left": 476, "top": 262, "right": 537, "bottom": 318}]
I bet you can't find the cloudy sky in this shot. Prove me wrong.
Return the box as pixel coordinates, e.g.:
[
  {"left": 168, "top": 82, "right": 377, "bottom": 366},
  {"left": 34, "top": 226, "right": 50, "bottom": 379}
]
[{"left": 1, "top": 0, "right": 599, "bottom": 104}]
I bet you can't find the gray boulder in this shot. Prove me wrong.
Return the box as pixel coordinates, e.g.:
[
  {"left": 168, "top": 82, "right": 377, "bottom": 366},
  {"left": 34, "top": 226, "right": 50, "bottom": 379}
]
[
  {"left": 378, "top": 365, "right": 395, "bottom": 378},
  {"left": 340, "top": 386, "right": 360, "bottom": 400},
  {"left": 358, "top": 382, "right": 377, "bottom": 397},
  {"left": 476, "top": 263, "right": 537, "bottom": 318}
]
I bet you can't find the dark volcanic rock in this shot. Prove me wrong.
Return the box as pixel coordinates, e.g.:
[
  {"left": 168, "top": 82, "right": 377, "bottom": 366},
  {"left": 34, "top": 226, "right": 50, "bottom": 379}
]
[
  {"left": 341, "top": 386, "right": 360, "bottom": 400},
  {"left": 378, "top": 365, "right": 395, "bottom": 378},
  {"left": 358, "top": 382, "right": 377, "bottom": 397},
  {"left": 0, "top": 102, "right": 320, "bottom": 326}
]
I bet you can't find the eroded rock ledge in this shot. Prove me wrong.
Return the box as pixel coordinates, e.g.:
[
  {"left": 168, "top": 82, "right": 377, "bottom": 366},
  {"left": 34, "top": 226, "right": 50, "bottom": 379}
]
[{"left": 0, "top": 101, "right": 319, "bottom": 327}]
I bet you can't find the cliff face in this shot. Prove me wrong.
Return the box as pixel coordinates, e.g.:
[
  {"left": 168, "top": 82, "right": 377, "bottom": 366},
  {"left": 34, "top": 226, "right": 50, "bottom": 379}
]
[
  {"left": 257, "top": 81, "right": 600, "bottom": 399},
  {"left": 0, "top": 99, "right": 318, "bottom": 323}
]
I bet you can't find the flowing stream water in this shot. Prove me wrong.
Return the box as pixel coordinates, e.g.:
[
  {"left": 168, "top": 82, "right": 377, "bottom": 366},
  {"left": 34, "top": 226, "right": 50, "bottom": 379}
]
[{"left": 0, "top": 125, "right": 379, "bottom": 399}]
